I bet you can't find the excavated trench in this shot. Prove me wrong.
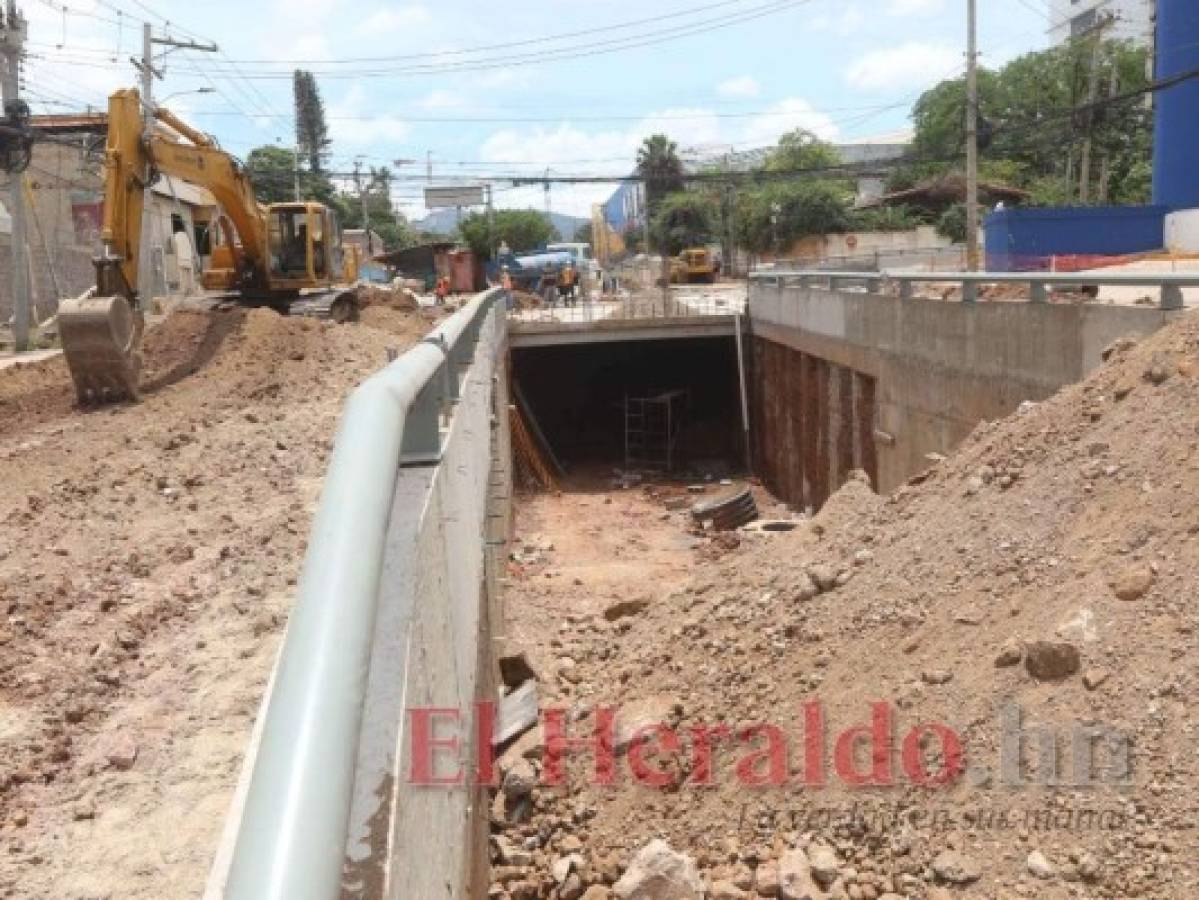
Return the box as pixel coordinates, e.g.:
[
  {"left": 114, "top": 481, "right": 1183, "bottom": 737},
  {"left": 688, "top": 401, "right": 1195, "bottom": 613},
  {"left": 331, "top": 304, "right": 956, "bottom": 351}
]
[{"left": 510, "top": 337, "right": 746, "bottom": 475}]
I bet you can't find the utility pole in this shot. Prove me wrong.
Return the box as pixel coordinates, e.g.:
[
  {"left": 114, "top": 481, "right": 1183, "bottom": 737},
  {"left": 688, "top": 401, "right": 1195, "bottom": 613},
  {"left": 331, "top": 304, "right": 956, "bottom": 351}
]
[
  {"left": 353, "top": 158, "right": 372, "bottom": 255},
  {"left": 486, "top": 182, "right": 496, "bottom": 264},
  {"left": 964, "top": 0, "right": 981, "bottom": 273},
  {"left": 1, "top": 0, "right": 30, "bottom": 350},
  {"left": 543, "top": 167, "right": 551, "bottom": 219},
  {"left": 426, "top": 149, "right": 432, "bottom": 183},
  {"left": 131, "top": 23, "right": 217, "bottom": 304},
  {"left": 1097, "top": 59, "right": 1120, "bottom": 204},
  {"left": 293, "top": 141, "right": 301, "bottom": 201},
  {"left": 1078, "top": 13, "right": 1113, "bottom": 204},
  {"left": 722, "top": 147, "right": 738, "bottom": 278}
]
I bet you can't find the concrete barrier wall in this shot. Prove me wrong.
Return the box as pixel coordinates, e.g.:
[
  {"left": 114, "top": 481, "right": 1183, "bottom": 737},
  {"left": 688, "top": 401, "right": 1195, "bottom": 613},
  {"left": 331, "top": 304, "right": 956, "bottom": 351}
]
[
  {"left": 339, "top": 306, "right": 512, "bottom": 898},
  {"left": 749, "top": 282, "right": 1180, "bottom": 500}
]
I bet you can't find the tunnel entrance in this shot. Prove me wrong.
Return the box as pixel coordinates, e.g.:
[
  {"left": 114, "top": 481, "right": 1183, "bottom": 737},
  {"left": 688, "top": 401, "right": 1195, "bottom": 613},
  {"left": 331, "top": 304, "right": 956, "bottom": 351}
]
[{"left": 510, "top": 337, "right": 744, "bottom": 475}]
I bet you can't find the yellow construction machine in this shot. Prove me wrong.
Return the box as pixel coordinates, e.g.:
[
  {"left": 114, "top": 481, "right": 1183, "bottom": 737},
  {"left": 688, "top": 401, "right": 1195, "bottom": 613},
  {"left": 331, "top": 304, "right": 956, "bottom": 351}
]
[
  {"left": 58, "top": 88, "right": 360, "bottom": 403},
  {"left": 670, "top": 247, "right": 719, "bottom": 285}
]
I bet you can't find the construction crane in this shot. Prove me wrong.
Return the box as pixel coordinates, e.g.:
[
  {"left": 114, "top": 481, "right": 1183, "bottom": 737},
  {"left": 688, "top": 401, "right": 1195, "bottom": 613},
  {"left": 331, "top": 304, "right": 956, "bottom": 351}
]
[{"left": 58, "top": 88, "right": 361, "bottom": 404}]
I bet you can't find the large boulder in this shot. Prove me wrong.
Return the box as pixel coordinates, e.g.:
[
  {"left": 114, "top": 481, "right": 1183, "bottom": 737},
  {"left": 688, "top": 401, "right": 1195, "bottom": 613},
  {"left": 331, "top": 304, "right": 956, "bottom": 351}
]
[
  {"left": 613, "top": 839, "right": 706, "bottom": 900},
  {"left": 1024, "top": 641, "right": 1081, "bottom": 681},
  {"left": 778, "top": 849, "right": 826, "bottom": 899}
]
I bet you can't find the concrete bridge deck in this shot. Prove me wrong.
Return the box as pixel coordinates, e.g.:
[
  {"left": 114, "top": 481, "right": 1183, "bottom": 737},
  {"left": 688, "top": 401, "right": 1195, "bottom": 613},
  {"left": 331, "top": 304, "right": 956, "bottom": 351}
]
[{"left": 508, "top": 284, "right": 744, "bottom": 346}]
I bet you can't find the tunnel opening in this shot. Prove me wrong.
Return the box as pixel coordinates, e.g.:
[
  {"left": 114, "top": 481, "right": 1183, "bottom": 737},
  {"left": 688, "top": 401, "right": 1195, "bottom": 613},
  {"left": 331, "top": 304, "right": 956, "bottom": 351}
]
[{"left": 510, "top": 337, "right": 745, "bottom": 480}]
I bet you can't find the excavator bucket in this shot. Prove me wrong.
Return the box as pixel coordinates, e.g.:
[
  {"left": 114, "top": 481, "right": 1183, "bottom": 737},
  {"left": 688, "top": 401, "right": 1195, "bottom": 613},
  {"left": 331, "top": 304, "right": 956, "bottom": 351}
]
[{"left": 58, "top": 294, "right": 144, "bottom": 404}]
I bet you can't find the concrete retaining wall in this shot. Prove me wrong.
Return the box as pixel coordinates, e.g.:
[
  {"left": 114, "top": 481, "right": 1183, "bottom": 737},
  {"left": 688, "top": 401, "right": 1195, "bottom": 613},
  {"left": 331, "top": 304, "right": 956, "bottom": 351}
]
[
  {"left": 749, "top": 282, "right": 1179, "bottom": 502},
  {"left": 751, "top": 338, "right": 877, "bottom": 512},
  {"left": 337, "top": 307, "right": 512, "bottom": 898}
]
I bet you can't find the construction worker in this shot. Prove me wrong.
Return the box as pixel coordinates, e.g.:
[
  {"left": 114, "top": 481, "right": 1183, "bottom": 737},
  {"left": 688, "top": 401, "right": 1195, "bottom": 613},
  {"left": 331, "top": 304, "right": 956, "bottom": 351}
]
[
  {"left": 435, "top": 275, "right": 451, "bottom": 304},
  {"left": 557, "top": 264, "right": 578, "bottom": 307}
]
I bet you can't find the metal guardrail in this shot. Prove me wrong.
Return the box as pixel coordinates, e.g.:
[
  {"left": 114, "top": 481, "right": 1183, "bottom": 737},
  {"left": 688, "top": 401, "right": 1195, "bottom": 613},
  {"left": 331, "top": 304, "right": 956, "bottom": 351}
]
[
  {"left": 750, "top": 269, "right": 1199, "bottom": 310},
  {"left": 212, "top": 288, "right": 505, "bottom": 900}
]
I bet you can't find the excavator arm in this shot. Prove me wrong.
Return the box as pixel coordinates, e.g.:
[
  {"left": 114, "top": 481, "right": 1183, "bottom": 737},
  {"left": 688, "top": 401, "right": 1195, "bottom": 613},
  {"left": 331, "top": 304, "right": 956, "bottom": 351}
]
[{"left": 58, "top": 88, "right": 269, "bottom": 402}]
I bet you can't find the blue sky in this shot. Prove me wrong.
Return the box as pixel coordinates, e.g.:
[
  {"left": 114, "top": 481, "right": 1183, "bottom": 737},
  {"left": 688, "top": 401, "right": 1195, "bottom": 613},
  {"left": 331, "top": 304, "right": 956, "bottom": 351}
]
[{"left": 26, "top": 0, "right": 1049, "bottom": 218}]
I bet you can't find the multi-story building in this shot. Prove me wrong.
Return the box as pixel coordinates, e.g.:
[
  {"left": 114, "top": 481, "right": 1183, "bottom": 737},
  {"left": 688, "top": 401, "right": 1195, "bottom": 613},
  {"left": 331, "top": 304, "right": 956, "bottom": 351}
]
[{"left": 1048, "top": 0, "right": 1154, "bottom": 46}]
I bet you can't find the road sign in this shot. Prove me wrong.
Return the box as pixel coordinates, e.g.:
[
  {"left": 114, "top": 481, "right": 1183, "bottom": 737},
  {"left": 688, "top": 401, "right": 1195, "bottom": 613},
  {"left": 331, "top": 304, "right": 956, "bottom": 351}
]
[{"left": 425, "top": 185, "right": 485, "bottom": 209}]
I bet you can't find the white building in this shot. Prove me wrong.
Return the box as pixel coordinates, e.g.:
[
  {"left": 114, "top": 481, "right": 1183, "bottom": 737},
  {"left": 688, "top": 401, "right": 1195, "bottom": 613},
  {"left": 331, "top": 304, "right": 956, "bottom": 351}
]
[{"left": 1048, "top": 0, "right": 1154, "bottom": 46}]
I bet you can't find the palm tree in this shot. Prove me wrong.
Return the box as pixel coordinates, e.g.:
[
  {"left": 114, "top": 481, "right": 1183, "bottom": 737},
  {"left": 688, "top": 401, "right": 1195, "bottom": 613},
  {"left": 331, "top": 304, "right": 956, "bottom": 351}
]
[{"left": 636, "top": 134, "right": 685, "bottom": 226}]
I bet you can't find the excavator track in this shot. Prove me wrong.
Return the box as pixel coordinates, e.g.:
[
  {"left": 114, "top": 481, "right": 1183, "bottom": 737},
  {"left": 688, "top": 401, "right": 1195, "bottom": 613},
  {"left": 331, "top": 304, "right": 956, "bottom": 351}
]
[
  {"left": 289, "top": 289, "right": 360, "bottom": 324},
  {"left": 58, "top": 293, "right": 144, "bottom": 404}
]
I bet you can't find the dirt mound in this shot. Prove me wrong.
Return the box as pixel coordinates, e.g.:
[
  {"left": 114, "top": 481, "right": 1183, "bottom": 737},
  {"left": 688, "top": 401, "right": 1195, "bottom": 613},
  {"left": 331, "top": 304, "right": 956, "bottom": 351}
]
[
  {"left": 358, "top": 283, "right": 418, "bottom": 312},
  {"left": 0, "top": 352, "right": 74, "bottom": 435},
  {"left": 511, "top": 290, "right": 543, "bottom": 310},
  {"left": 360, "top": 304, "right": 443, "bottom": 341},
  {"left": 494, "top": 314, "right": 1199, "bottom": 898},
  {"left": 0, "top": 301, "right": 441, "bottom": 897}
]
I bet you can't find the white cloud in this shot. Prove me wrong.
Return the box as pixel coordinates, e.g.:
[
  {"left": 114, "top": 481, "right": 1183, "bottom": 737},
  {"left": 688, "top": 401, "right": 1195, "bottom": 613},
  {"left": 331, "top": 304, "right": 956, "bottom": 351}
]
[
  {"left": 717, "top": 76, "right": 761, "bottom": 99},
  {"left": 810, "top": 5, "right": 866, "bottom": 36},
  {"left": 476, "top": 67, "right": 534, "bottom": 92},
  {"left": 355, "top": 5, "right": 433, "bottom": 35},
  {"left": 276, "top": 33, "right": 333, "bottom": 63},
  {"left": 886, "top": 0, "right": 946, "bottom": 15},
  {"left": 329, "top": 85, "right": 409, "bottom": 145},
  {"left": 270, "top": 0, "right": 339, "bottom": 27},
  {"left": 418, "top": 89, "right": 465, "bottom": 110},
  {"left": 846, "top": 42, "right": 961, "bottom": 91},
  {"left": 741, "top": 98, "right": 840, "bottom": 146}
]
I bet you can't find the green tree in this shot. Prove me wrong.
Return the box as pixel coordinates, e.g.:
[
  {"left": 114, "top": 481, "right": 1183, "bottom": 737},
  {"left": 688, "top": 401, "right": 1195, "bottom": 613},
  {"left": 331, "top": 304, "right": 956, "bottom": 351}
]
[
  {"left": 936, "top": 204, "right": 967, "bottom": 243},
  {"left": 293, "top": 70, "right": 331, "bottom": 175},
  {"left": 573, "top": 221, "right": 594, "bottom": 244},
  {"left": 245, "top": 145, "right": 300, "bottom": 204},
  {"left": 850, "top": 204, "right": 927, "bottom": 232},
  {"left": 636, "top": 134, "right": 685, "bottom": 239},
  {"left": 338, "top": 167, "right": 417, "bottom": 252},
  {"left": 736, "top": 182, "right": 852, "bottom": 254},
  {"left": 651, "top": 191, "right": 717, "bottom": 256},
  {"left": 764, "top": 129, "right": 842, "bottom": 173},
  {"left": 457, "top": 209, "right": 554, "bottom": 260},
  {"left": 903, "top": 39, "right": 1152, "bottom": 205},
  {"left": 245, "top": 144, "right": 338, "bottom": 206}
]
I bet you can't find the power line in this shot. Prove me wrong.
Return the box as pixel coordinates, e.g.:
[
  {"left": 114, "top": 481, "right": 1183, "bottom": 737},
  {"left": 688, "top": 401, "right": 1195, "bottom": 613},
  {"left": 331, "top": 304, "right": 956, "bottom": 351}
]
[
  {"left": 156, "top": 0, "right": 812, "bottom": 80},
  {"left": 180, "top": 100, "right": 907, "bottom": 125},
  {"left": 34, "top": 0, "right": 807, "bottom": 80},
  {"left": 219, "top": 0, "right": 792, "bottom": 66}
]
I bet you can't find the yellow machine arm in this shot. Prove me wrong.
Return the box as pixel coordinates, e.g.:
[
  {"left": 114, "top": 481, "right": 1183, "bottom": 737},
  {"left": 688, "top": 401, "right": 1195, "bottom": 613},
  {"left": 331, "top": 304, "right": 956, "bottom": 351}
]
[
  {"left": 97, "top": 88, "right": 268, "bottom": 298},
  {"left": 60, "top": 87, "right": 359, "bottom": 405}
]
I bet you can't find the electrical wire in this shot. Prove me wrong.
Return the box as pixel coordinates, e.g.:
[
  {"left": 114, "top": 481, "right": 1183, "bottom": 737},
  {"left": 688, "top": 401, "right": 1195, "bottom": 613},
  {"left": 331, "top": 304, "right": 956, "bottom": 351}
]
[
  {"left": 147, "top": 0, "right": 813, "bottom": 80},
  {"left": 221, "top": 0, "right": 796, "bottom": 66}
]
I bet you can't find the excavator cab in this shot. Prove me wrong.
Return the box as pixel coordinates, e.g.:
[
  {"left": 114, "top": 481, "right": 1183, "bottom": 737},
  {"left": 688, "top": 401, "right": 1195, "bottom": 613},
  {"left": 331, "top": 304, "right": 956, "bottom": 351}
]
[{"left": 267, "top": 203, "right": 332, "bottom": 285}]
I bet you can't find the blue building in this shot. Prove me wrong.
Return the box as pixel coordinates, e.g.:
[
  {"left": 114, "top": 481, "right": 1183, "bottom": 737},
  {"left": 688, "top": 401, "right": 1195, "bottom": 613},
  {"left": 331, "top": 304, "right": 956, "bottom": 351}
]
[{"left": 602, "top": 180, "right": 646, "bottom": 236}]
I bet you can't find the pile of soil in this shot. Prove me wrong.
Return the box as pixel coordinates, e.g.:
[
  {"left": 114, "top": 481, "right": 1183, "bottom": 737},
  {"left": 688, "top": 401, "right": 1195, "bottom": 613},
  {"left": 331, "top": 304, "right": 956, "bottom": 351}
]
[
  {"left": 898, "top": 281, "right": 1101, "bottom": 304},
  {"left": 492, "top": 315, "right": 1199, "bottom": 898},
  {"left": 0, "top": 304, "right": 443, "bottom": 898},
  {"left": 357, "top": 283, "right": 419, "bottom": 312},
  {"left": 511, "top": 290, "right": 544, "bottom": 311}
]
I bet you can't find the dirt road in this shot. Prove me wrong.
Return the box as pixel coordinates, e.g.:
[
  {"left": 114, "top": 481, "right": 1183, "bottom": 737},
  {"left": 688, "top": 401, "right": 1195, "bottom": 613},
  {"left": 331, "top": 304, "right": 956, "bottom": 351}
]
[{"left": 0, "top": 302, "right": 441, "bottom": 899}]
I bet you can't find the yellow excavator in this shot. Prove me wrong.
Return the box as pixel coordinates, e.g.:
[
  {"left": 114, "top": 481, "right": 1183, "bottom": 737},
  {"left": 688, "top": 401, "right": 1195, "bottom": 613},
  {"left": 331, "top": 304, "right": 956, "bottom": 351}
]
[{"left": 58, "top": 88, "right": 360, "bottom": 403}]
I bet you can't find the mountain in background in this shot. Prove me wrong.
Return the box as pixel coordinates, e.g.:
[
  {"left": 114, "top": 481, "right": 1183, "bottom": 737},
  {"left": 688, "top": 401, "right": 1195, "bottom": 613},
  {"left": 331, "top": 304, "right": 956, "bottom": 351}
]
[{"left": 412, "top": 208, "right": 589, "bottom": 242}]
